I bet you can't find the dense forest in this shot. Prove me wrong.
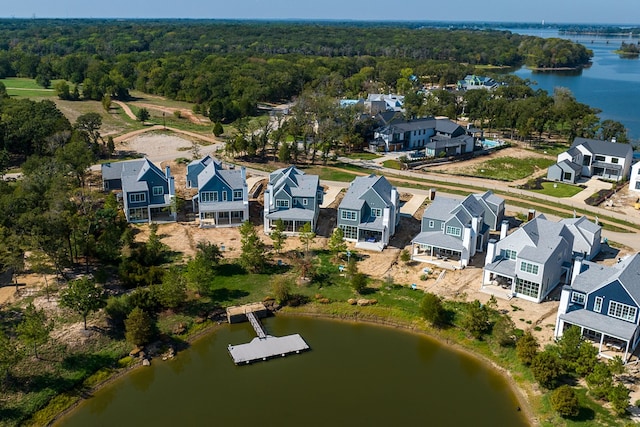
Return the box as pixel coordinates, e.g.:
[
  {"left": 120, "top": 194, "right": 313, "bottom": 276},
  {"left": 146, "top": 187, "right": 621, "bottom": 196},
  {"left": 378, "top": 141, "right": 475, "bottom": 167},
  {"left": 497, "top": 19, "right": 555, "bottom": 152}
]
[{"left": 0, "top": 20, "right": 591, "bottom": 123}]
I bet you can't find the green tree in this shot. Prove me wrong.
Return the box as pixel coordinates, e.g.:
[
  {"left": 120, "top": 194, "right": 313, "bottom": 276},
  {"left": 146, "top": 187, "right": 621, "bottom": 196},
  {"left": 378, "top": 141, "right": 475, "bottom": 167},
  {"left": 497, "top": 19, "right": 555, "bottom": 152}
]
[
  {"left": 125, "top": 307, "right": 154, "bottom": 347},
  {"left": 17, "top": 303, "right": 53, "bottom": 359},
  {"left": 102, "top": 94, "right": 112, "bottom": 112},
  {"left": 351, "top": 272, "right": 367, "bottom": 294},
  {"left": 270, "top": 219, "right": 287, "bottom": 254},
  {"left": 609, "top": 383, "right": 630, "bottom": 416},
  {"left": 400, "top": 249, "right": 411, "bottom": 264},
  {"left": 550, "top": 385, "right": 580, "bottom": 418},
  {"left": 107, "top": 136, "right": 115, "bottom": 157},
  {"left": 492, "top": 315, "right": 517, "bottom": 347},
  {"left": 575, "top": 340, "right": 599, "bottom": 376},
  {"left": 327, "top": 227, "right": 346, "bottom": 259},
  {"left": 531, "top": 350, "right": 562, "bottom": 389},
  {"left": 156, "top": 267, "right": 187, "bottom": 309},
  {"left": 239, "top": 221, "right": 267, "bottom": 273},
  {"left": 516, "top": 331, "right": 539, "bottom": 366},
  {"left": 586, "top": 362, "right": 613, "bottom": 400},
  {"left": 60, "top": 277, "right": 107, "bottom": 330},
  {"left": 461, "top": 300, "right": 490, "bottom": 339},
  {"left": 195, "top": 241, "right": 223, "bottom": 265},
  {"left": 556, "top": 326, "right": 583, "bottom": 371},
  {"left": 75, "top": 112, "right": 103, "bottom": 146},
  {"left": 136, "top": 107, "right": 150, "bottom": 122},
  {"left": 420, "top": 292, "right": 446, "bottom": 327},
  {"left": 609, "top": 356, "right": 626, "bottom": 376},
  {"left": 278, "top": 142, "right": 291, "bottom": 163},
  {"left": 55, "top": 138, "right": 96, "bottom": 188},
  {"left": 271, "top": 275, "right": 292, "bottom": 305},
  {"left": 0, "top": 330, "right": 19, "bottom": 384},
  {"left": 298, "top": 222, "right": 316, "bottom": 256},
  {"left": 55, "top": 80, "right": 71, "bottom": 100},
  {"left": 213, "top": 122, "right": 224, "bottom": 137}
]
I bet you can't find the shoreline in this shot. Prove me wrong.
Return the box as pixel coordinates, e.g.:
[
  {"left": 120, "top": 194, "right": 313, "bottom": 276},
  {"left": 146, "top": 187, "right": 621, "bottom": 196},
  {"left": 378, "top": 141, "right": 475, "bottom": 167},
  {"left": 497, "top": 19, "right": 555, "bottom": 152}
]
[{"left": 48, "top": 306, "right": 537, "bottom": 426}]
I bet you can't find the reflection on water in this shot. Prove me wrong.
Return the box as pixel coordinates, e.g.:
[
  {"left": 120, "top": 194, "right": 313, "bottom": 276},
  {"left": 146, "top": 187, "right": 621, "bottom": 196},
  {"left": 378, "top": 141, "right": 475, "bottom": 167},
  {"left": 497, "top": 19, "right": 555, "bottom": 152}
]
[{"left": 58, "top": 316, "right": 529, "bottom": 427}]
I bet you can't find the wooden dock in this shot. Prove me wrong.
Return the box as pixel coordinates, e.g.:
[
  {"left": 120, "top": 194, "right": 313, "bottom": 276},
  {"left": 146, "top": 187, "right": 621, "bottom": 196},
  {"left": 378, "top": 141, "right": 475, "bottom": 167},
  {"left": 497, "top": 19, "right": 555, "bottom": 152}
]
[{"left": 226, "top": 303, "right": 310, "bottom": 365}]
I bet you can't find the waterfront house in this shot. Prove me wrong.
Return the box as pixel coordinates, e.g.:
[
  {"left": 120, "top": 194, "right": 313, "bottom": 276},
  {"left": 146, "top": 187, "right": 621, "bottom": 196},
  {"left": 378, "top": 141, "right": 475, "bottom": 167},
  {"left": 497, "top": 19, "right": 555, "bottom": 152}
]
[
  {"left": 630, "top": 161, "right": 640, "bottom": 194},
  {"left": 337, "top": 174, "right": 399, "bottom": 251},
  {"left": 191, "top": 157, "right": 248, "bottom": 228},
  {"left": 554, "top": 253, "right": 640, "bottom": 363},
  {"left": 548, "top": 137, "right": 633, "bottom": 183},
  {"left": 456, "top": 75, "right": 500, "bottom": 91},
  {"left": 482, "top": 214, "right": 601, "bottom": 303},
  {"left": 411, "top": 191, "right": 504, "bottom": 268},
  {"left": 101, "top": 158, "right": 176, "bottom": 223},
  {"left": 369, "top": 116, "right": 474, "bottom": 154},
  {"left": 263, "top": 166, "right": 323, "bottom": 234}
]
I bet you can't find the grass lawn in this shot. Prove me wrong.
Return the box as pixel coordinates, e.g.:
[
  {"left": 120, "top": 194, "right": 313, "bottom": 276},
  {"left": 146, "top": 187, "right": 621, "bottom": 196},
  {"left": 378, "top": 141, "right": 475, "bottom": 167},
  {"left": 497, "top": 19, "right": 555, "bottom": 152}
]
[
  {"left": 382, "top": 159, "right": 404, "bottom": 170},
  {"left": 468, "top": 157, "right": 556, "bottom": 181},
  {"left": 532, "top": 182, "right": 584, "bottom": 198},
  {"left": 342, "top": 152, "right": 382, "bottom": 161},
  {"left": 1, "top": 77, "right": 63, "bottom": 98}
]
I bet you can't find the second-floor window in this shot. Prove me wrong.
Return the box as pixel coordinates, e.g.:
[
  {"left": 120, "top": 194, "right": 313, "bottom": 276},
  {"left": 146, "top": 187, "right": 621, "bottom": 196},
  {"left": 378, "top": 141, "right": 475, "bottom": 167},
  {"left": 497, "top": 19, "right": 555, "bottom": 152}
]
[
  {"left": 608, "top": 301, "right": 637, "bottom": 322},
  {"left": 341, "top": 210, "right": 357, "bottom": 220},
  {"left": 595, "top": 155, "right": 606, "bottom": 162},
  {"left": 201, "top": 192, "right": 218, "bottom": 203},
  {"left": 152, "top": 186, "right": 164, "bottom": 196},
  {"left": 233, "top": 189, "right": 243, "bottom": 200},
  {"left": 276, "top": 199, "right": 290, "bottom": 208},
  {"left": 222, "top": 191, "right": 228, "bottom": 201},
  {"left": 129, "top": 192, "right": 146, "bottom": 203},
  {"left": 428, "top": 220, "right": 435, "bottom": 228},
  {"left": 520, "top": 261, "right": 539, "bottom": 275},
  {"left": 611, "top": 158, "right": 619, "bottom": 164},
  {"left": 571, "top": 292, "right": 585, "bottom": 305},
  {"left": 303, "top": 198, "right": 308, "bottom": 206},
  {"left": 445, "top": 226, "right": 461, "bottom": 237},
  {"left": 594, "top": 296, "right": 603, "bottom": 313},
  {"left": 371, "top": 208, "right": 382, "bottom": 217},
  {"left": 501, "top": 249, "right": 517, "bottom": 260}
]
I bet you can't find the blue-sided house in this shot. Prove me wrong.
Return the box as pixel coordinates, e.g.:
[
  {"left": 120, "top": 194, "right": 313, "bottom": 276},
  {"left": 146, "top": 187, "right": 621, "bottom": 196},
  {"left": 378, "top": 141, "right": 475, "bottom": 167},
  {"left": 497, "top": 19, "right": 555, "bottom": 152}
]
[
  {"left": 411, "top": 191, "right": 504, "bottom": 269},
  {"left": 101, "top": 158, "right": 176, "bottom": 223},
  {"left": 337, "top": 174, "right": 399, "bottom": 252},
  {"left": 190, "top": 157, "right": 248, "bottom": 228},
  {"left": 263, "top": 166, "right": 323, "bottom": 234},
  {"left": 555, "top": 253, "right": 640, "bottom": 363}
]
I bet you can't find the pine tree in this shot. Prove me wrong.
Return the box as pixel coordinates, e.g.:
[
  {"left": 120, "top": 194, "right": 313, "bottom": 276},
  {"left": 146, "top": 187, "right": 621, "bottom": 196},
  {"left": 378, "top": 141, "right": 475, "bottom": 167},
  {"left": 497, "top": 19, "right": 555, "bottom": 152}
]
[
  {"left": 17, "top": 303, "right": 53, "bottom": 359},
  {"left": 239, "top": 221, "right": 267, "bottom": 273},
  {"left": 270, "top": 219, "right": 287, "bottom": 254},
  {"left": 125, "top": 307, "right": 154, "bottom": 347}
]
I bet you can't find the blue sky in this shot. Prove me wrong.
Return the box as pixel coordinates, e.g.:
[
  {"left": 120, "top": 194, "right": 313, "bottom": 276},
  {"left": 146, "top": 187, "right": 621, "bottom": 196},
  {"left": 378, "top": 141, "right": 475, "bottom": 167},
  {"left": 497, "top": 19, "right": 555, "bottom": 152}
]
[{"left": 2, "top": 0, "right": 639, "bottom": 25}]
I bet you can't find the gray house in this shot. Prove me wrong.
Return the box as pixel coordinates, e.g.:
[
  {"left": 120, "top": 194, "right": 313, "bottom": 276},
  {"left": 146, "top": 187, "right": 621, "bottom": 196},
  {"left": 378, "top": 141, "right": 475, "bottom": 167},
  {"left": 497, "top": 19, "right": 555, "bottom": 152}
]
[
  {"left": 411, "top": 191, "right": 504, "bottom": 268},
  {"left": 548, "top": 138, "right": 634, "bottom": 183},
  {"left": 482, "top": 214, "right": 601, "bottom": 303},
  {"left": 263, "top": 166, "right": 323, "bottom": 234},
  {"left": 555, "top": 253, "right": 640, "bottom": 363},
  {"left": 370, "top": 116, "right": 474, "bottom": 155},
  {"left": 101, "top": 158, "right": 176, "bottom": 223},
  {"left": 337, "top": 174, "right": 399, "bottom": 251},
  {"left": 191, "top": 158, "right": 248, "bottom": 228},
  {"left": 186, "top": 155, "right": 216, "bottom": 188}
]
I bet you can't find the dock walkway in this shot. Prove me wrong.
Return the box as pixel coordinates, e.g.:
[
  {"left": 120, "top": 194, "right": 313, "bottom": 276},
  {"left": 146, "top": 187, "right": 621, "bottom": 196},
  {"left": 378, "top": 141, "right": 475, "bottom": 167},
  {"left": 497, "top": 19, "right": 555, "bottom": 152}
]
[{"left": 226, "top": 303, "right": 310, "bottom": 365}]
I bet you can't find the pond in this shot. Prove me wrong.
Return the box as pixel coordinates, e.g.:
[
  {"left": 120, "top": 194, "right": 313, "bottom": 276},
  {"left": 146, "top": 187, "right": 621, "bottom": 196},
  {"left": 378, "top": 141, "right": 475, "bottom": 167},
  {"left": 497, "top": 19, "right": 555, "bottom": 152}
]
[{"left": 57, "top": 316, "right": 529, "bottom": 427}]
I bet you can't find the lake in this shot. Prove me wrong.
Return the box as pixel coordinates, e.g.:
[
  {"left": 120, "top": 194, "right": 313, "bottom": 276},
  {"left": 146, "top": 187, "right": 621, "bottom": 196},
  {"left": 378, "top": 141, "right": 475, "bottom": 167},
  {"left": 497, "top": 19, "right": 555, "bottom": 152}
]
[
  {"left": 502, "top": 27, "right": 640, "bottom": 142},
  {"left": 56, "top": 316, "right": 529, "bottom": 427}
]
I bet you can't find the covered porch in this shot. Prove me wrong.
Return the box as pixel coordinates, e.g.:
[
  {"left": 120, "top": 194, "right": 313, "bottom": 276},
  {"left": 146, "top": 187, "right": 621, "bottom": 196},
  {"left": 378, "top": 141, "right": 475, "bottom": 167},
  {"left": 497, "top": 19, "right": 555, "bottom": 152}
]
[
  {"left": 559, "top": 310, "right": 639, "bottom": 363},
  {"left": 266, "top": 208, "right": 315, "bottom": 235},
  {"left": 199, "top": 210, "right": 245, "bottom": 228},
  {"left": 354, "top": 224, "right": 386, "bottom": 252},
  {"left": 411, "top": 231, "right": 465, "bottom": 269}
]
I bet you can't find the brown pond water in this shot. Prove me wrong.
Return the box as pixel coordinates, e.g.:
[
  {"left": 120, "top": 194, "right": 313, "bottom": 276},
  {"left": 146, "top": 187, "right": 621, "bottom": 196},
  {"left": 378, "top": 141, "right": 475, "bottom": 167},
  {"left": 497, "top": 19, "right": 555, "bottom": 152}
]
[{"left": 57, "top": 316, "right": 529, "bottom": 427}]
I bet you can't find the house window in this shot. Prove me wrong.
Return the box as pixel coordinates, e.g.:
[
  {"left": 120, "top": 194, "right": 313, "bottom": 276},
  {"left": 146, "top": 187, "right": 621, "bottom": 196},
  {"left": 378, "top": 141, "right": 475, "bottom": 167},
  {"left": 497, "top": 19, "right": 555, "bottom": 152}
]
[
  {"left": 501, "top": 249, "right": 517, "bottom": 260},
  {"left": 428, "top": 220, "right": 435, "bottom": 228},
  {"left": 571, "top": 292, "right": 585, "bottom": 305},
  {"left": 371, "top": 208, "right": 382, "bottom": 217},
  {"left": 520, "top": 261, "right": 539, "bottom": 275},
  {"left": 152, "top": 186, "right": 164, "bottom": 196},
  {"left": 445, "top": 226, "right": 461, "bottom": 237},
  {"left": 340, "top": 225, "right": 358, "bottom": 240},
  {"left": 608, "top": 301, "right": 637, "bottom": 322},
  {"left": 129, "top": 192, "right": 146, "bottom": 203},
  {"left": 514, "top": 278, "right": 540, "bottom": 299},
  {"left": 594, "top": 296, "right": 603, "bottom": 313},
  {"left": 129, "top": 207, "right": 148, "bottom": 221},
  {"left": 341, "top": 210, "right": 357, "bottom": 221},
  {"left": 222, "top": 191, "right": 228, "bottom": 201},
  {"left": 233, "top": 189, "right": 243, "bottom": 200},
  {"left": 303, "top": 198, "right": 308, "bottom": 206},
  {"left": 595, "top": 155, "right": 606, "bottom": 162},
  {"left": 201, "top": 192, "right": 218, "bottom": 203},
  {"left": 563, "top": 172, "right": 572, "bottom": 181},
  {"left": 611, "top": 158, "right": 619, "bottom": 164},
  {"left": 582, "top": 155, "right": 591, "bottom": 166},
  {"left": 276, "top": 199, "right": 290, "bottom": 208}
]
